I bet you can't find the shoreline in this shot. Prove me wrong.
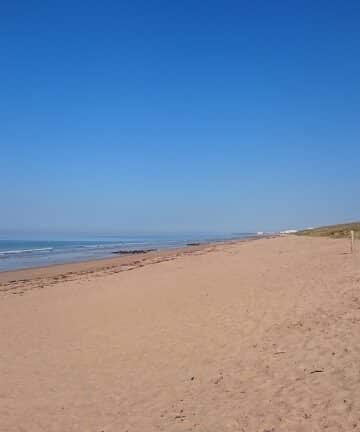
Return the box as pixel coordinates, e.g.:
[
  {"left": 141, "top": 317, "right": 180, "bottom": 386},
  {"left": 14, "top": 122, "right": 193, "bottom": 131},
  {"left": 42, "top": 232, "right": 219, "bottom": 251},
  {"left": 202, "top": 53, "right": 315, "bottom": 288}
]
[
  {"left": 0, "top": 235, "right": 261, "bottom": 280},
  {"left": 0, "top": 236, "right": 261, "bottom": 287}
]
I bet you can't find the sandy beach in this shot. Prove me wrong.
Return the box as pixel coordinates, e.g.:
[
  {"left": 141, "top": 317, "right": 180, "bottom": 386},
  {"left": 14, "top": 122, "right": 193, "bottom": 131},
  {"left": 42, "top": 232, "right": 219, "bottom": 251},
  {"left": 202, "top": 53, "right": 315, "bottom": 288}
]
[{"left": 1, "top": 235, "right": 360, "bottom": 431}]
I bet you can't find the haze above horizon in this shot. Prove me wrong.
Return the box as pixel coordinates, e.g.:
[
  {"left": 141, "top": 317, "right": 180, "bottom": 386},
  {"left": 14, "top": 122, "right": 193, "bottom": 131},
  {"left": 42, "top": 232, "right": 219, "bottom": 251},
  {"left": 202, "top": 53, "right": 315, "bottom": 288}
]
[{"left": 1, "top": 0, "right": 359, "bottom": 235}]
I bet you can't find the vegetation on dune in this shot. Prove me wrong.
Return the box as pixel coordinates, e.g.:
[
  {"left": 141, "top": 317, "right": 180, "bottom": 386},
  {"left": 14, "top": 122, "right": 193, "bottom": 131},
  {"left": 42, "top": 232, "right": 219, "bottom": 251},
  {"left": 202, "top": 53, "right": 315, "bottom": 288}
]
[{"left": 296, "top": 222, "right": 360, "bottom": 239}]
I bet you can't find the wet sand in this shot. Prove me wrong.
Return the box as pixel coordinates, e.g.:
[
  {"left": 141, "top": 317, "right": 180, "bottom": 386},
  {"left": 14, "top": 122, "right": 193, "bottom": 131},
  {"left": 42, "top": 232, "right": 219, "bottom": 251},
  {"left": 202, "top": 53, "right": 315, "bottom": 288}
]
[{"left": 1, "top": 235, "right": 360, "bottom": 431}]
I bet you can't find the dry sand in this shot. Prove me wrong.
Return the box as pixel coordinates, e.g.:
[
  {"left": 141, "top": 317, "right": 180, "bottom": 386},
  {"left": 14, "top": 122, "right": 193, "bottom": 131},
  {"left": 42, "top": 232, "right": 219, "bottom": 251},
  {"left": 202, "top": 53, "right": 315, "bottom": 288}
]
[{"left": 1, "top": 236, "right": 360, "bottom": 431}]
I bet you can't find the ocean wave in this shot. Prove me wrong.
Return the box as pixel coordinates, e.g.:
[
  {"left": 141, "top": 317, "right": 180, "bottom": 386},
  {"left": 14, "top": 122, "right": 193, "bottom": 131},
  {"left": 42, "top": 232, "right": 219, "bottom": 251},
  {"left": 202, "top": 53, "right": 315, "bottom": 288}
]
[
  {"left": 79, "top": 243, "right": 124, "bottom": 249},
  {"left": 0, "top": 247, "right": 53, "bottom": 257}
]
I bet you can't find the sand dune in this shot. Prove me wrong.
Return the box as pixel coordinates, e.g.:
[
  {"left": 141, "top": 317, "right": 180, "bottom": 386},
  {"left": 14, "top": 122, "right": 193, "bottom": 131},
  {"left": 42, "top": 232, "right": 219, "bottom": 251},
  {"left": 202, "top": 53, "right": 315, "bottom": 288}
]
[{"left": 1, "top": 236, "right": 360, "bottom": 431}]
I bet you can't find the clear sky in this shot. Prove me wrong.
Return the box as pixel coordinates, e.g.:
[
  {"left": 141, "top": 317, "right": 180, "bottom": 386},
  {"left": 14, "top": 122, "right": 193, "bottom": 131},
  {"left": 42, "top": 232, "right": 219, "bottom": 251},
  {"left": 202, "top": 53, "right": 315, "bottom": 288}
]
[{"left": 1, "top": 0, "right": 359, "bottom": 235}]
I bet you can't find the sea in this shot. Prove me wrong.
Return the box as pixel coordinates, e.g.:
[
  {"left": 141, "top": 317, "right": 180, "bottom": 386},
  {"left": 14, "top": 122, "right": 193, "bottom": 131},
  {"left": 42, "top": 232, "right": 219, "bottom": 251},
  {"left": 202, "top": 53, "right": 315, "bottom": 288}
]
[{"left": 0, "top": 232, "right": 256, "bottom": 272}]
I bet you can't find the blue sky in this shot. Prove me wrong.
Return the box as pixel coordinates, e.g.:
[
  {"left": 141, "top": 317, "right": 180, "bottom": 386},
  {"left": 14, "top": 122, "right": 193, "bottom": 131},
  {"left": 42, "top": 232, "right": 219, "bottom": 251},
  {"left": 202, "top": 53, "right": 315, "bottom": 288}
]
[{"left": 1, "top": 0, "right": 359, "bottom": 235}]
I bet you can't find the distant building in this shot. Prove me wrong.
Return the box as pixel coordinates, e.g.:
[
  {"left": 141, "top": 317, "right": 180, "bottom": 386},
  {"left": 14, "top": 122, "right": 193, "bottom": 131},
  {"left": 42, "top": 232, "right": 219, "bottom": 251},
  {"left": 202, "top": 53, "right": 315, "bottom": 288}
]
[{"left": 280, "top": 229, "right": 298, "bottom": 234}]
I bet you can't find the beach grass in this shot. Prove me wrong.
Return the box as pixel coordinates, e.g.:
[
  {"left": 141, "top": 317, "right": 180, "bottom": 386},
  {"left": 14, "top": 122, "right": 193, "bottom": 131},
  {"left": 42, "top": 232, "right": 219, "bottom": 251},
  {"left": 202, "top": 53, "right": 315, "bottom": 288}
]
[{"left": 296, "top": 222, "right": 360, "bottom": 239}]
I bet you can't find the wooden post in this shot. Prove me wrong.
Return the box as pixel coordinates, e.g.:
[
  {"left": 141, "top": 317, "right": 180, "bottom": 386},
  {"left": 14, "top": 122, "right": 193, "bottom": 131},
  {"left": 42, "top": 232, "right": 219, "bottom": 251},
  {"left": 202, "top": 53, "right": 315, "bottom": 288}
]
[{"left": 351, "top": 230, "right": 355, "bottom": 253}]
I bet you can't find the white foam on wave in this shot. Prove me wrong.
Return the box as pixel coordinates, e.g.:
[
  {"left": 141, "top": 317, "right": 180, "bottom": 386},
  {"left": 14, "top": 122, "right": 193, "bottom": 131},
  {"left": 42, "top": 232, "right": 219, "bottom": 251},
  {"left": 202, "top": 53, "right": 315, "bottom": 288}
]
[
  {"left": 79, "top": 243, "right": 123, "bottom": 249},
  {"left": 0, "top": 247, "right": 53, "bottom": 256}
]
